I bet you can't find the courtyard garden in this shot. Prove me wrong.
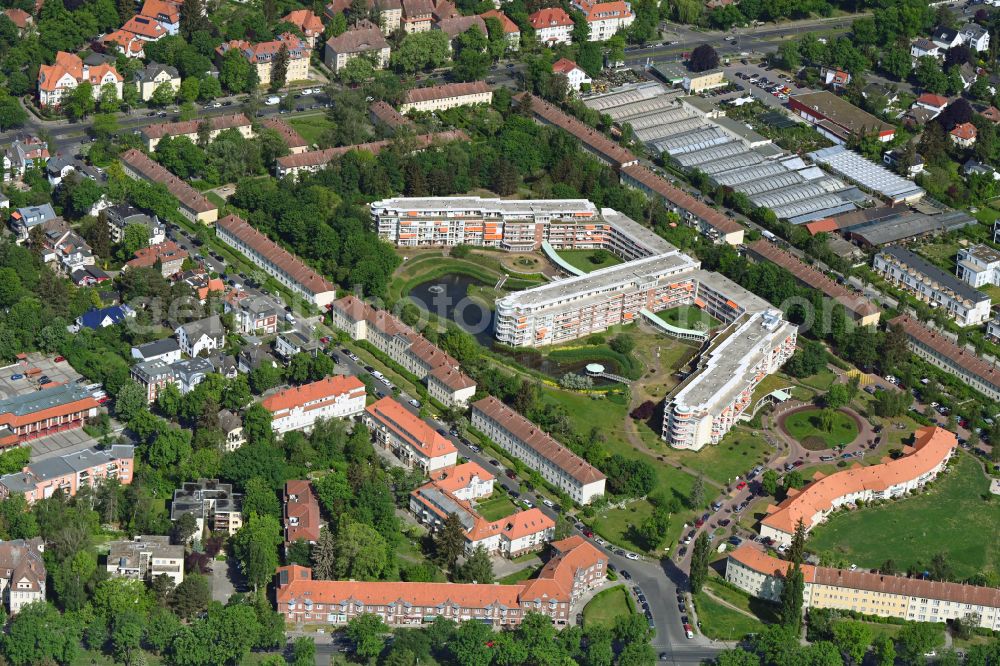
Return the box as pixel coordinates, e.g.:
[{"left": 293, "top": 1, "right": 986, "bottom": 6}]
[
  {"left": 781, "top": 407, "right": 860, "bottom": 449},
  {"left": 582, "top": 586, "right": 634, "bottom": 628}
]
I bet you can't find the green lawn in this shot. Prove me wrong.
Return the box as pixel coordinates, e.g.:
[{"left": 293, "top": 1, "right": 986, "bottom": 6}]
[
  {"left": 286, "top": 113, "right": 333, "bottom": 145},
  {"left": 557, "top": 249, "right": 623, "bottom": 273},
  {"left": 499, "top": 565, "right": 541, "bottom": 584},
  {"left": 670, "top": 429, "right": 772, "bottom": 486},
  {"left": 704, "top": 581, "right": 781, "bottom": 624},
  {"left": 583, "top": 586, "right": 634, "bottom": 628},
  {"left": 694, "top": 587, "right": 767, "bottom": 640},
  {"left": 205, "top": 191, "right": 227, "bottom": 208},
  {"left": 808, "top": 455, "right": 1000, "bottom": 580},
  {"left": 476, "top": 494, "right": 519, "bottom": 521},
  {"left": 655, "top": 305, "right": 720, "bottom": 331},
  {"left": 783, "top": 408, "right": 859, "bottom": 449},
  {"left": 799, "top": 369, "right": 836, "bottom": 392}
]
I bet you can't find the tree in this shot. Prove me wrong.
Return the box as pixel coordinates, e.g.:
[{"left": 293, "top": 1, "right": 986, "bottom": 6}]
[
  {"left": 269, "top": 43, "right": 289, "bottom": 93},
  {"left": 930, "top": 552, "right": 952, "bottom": 581},
  {"left": 172, "top": 511, "right": 199, "bottom": 544},
  {"left": 897, "top": 622, "right": 944, "bottom": 663},
  {"left": 170, "top": 574, "right": 211, "bottom": 619},
  {"left": 688, "top": 475, "right": 705, "bottom": 508},
  {"left": 111, "top": 611, "right": 144, "bottom": 666},
  {"left": 391, "top": 31, "right": 451, "bottom": 73},
  {"left": 3, "top": 601, "right": 81, "bottom": 666},
  {"left": 689, "top": 44, "right": 719, "bottom": 72},
  {"left": 915, "top": 55, "right": 949, "bottom": 94},
  {"left": 115, "top": 381, "right": 147, "bottom": 423},
  {"left": 872, "top": 633, "right": 895, "bottom": 666},
  {"left": 689, "top": 532, "right": 711, "bottom": 593},
  {"left": 339, "top": 56, "right": 375, "bottom": 85},
  {"left": 618, "top": 641, "right": 656, "bottom": 666},
  {"left": 789, "top": 519, "right": 806, "bottom": 565},
  {"left": 150, "top": 81, "right": 177, "bottom": 107},
  {"left": 332, "top": 520, "right": 389, "bottom": 580},
  {"left": 242, "top": 403, "right": 274, "bottom": 446},
  {"left": 434, "top": 512, "right": 467, "bottom": 569},
  {"left": 65, "top": 81, "right": 96, "bottom": 120},
  {"left": 242, "top": 477, "right": 281, "bottom": 520},
  {"left": 779, "top": 562, "right": 804, "bottom": 633},
  {"left": 761, "top": 469, "right": 779, "bottom": 496},
  {"left": 220, "top": 49, "right": 258, "bottom": 93},
  {"left": 231, "top": 513, "right": 282, "bottom": 591},
  {"left": 715, "top": 649, "right": 760, "bottom": 666},
  {"left": 0, "top": 92, "right": 27, "bottom": 131},
  {"left": 455, "top": 545, "right": 493, "bottom": 583},
  {"left": 823, "top": 383, "right": 851, "bottom": 409},
  {"left": 312, "top": 527, "right": 337, "bottom": 579},
  {"left": 292, "top": 637, "right": 316, "bottom": 666},
  {"left": 347, "top": 613, "right": 389, "bottom": 660},
  {"left": 832, "top": 620, "right": 873, "bottom": 664},
  {"left": 777, "top": 41, "right": 800, "bottom": 70},
  {"left": 609, "top": 333, "right": 635, "bottom": 355}
]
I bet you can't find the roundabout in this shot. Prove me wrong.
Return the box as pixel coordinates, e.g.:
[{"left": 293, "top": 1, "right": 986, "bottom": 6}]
[{"left": 777, "top": 405, "right": 863, "bottom": 451}]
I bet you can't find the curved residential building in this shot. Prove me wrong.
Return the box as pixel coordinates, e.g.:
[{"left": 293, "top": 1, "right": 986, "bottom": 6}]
[{"left": 760, "top": 426, "right": 956, "bottom": 545}]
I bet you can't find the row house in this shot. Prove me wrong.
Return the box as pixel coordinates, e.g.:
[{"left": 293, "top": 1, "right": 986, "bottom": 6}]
[
  {"left": 140, "top": 113, "right": 253, "bottom": 151},
  {"left": 261, "top": 375, "right": 367, "bottom": 434},
  {"left": 0, "top": 445, "right": 135, "bottom": 503},
  {"left": 471, "top": 396, "right": 606, "bottom": 504},
  {"left": 726, "top": 546, "right": 1000, "bottom": 630},
  {"left": 399, "top": 81, "right": 492, "bottom": 113},
  {"left": 119, "top": 149, "right": 218, "bottom": 224},
  {"left": 760, "top": 427, "right": 956, "bottom": 545}
]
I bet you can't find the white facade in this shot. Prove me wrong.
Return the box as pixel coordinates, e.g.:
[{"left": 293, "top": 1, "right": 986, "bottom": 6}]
[
  {"left": 263, "top": 377, "right": 366, "bottom": 434},
  {"left": 874, "top": 247, "right": 992, "bottom": 327},
  {"left": 956, "top": 244, "right": 1000, "bottom": 288},
  {"left": 175, "top": 316, "right": 225, "bottom": 357}
]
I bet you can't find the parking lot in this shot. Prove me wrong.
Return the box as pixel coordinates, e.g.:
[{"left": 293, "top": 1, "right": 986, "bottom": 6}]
[
  {"left": 0, "top": 354, "right": 107, "bottom": 462},
  {"left": 0, "top": 354, "right": 84, "bottom": 400},
  {"left": 721, "top": 62, "right": 812, "bottom": 112}
]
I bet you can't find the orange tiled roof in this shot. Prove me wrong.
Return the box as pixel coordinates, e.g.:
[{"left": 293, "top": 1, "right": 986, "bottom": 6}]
[
  {"left": 366, "top": 396, "right": 456, "bottom": 460},
  {"left": 3, "top": 8, "right": 31, "bottom": 28},
  {"left": 37, "top": 51, "right": 87, "bottom": 92},
  {"left": 428, "top": 461, "right": 494, "bottom": 492},
  {"left": 523, "top": 535, "right": 605, "bottom": 600},
  {"left": 284, "top": 480, "right": 321, "bottom": 543},
  {"left": 141, "top": 0, "right": 180, "bottom": 22},
  {"left": 479, "top": 9, "right": 518, "bottom": 33},
  {"left": 552, "top": 58, "right": 581, "bottom": 75},
  {"left": 262, "top": 375, "right": 365, "bottom": 414},
  {"left": 125, "top": 240, "right": 187, "bottom": 269},
  {"left": 574, "top": 0, "right": 631, "bottom": 21},
  {"left": 915, "top": 93, "right": 949, "bottom": 109},
  {"left": 121, "top": 14, "right": 167, "bottom": 38},
  {"left": 529, "top": 6, "right": 572, "bottom": 28},
  {"left": 403, "top": 81, "right": 490, "bottom": 105},
  {"left": 951, "top": 122, "right": 977, "bottom": 140},
  {"left": 760, "top": 426, "right": 956, "bottom": 535},
  {"left": 261, "top": 117, "right": 309, "bottom": 150},
  {"left": 282, "top": 8, "right": 324, "bottom": 34}
]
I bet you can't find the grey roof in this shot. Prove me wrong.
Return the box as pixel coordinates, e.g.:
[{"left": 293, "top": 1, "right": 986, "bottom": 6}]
[
  {"left": 848, "top": 209, "right": 976, "bottom": 245},
  {"left": 177, "top": 315, "right": 224, "bottom": 340},
  {"left": 218, "top": 409, "right": 242, "bottom": 431},
  {"left": 0, "top": 383, "right": 94, "bottom": 418},
  {"left": 809, "top": 145, "right": 925, "bottom": 201},
  {"left": 134, "top": 338, "right": 180, "bottom": 359},
  {"left": 136, "top": 62, "right": 179, "bottom": 81},
  {"left": 170, "top": 479, "right": 242, "bottom": 520},
  {"left": 879, "top": 245, "right": 989, "bottom": 304},
  {"left": 1, "top": 445, "right": 134, "bottom": 492},
  {"left": 133, "top": 359, "right": 173, "bottom": 381},
  {"left": 171, "top": 358, "right": 214, "bottom": 384},
  {"left": 15, "top": 203, "right": 56, "bottom": 226}
]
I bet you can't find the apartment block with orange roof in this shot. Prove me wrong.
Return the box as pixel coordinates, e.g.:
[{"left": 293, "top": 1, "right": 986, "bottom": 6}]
[
  {"left": 329, "top": 295, "right": 476, "bottom": 406},
  {"left": 570, "top": 0, "right": 633, "bottom": 40},
  {"left": 364, "top": 396, "right": 457, "bottom": 473},
  {"left": 274, "top": 535, "right": 604, "bottom": 626},
  {"left": 215, "top": 33, "right": 310, "bottom": 87},
  {"left": 529, "top": 7, "right": 573, "bottom": 45},
  {"left": 261, "top": 375, "right": 366, "bottom": 434},
  {"left": 37, "top": 51, "right": 123, "bottom": 107},
  {"left": 726, "top": 545, "right": 1000, "bottom": 630},
  {"left": 759, "top": 426, "right": 957, "bottom": 545},
  {"left": 410, "top": 461, "right": 554, "bottom": 557}
]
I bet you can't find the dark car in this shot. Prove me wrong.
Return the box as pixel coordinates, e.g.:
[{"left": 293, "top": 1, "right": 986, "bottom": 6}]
[
  {"left": 678, "top": 546, "right": 687, "bottom": 556},
  {"left": 620, "top": 570, "right": 631, "bottom": 580},
  {"left": 489, "top": 459, "right": 500, "bottom": 467},
  {"left": 436, "top": 428, "right": 448, "bottom": 437},
  {"left": 505, "top": 469, "right": 516, "bottom": 479},
  {"left": 719, "top": 519, "right": 731, "bottom": 527}
]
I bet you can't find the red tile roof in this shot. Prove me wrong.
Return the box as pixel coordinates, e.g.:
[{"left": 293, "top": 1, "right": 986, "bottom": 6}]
[
  {"left": 892, "top": 315, "right": 1000, "bottom": 388},
  {"left": 803, "top": 218, "right": 840, "bottom": 235},
  {"left": 119, "top": 149, "right": 216, "bottom": 215},
  {"left": 262, "top": 375, "right": 365, "bottom": 415},
  {"left": 761, "top": 426, "right": 956, "bottom": 535},
  {"left": 275, "top": 130, "right": 468, "bottom": 170},
  {"left": 745, "top": 240, "right": 879, "bottom": 319},
  {"left": 281, "top": 8, "right": 324, "bottom": 35},
  {"left": 472, "top": 396, "right": 605, "bottom": 485},
  {"left": 284, "top": 480, "right": 321, "bottom": 544},
  {"left": 479, "top": 9, "right": 519, "bottom": 33},
  {"left": 403, "top": 81, "right": 491, "bottom": 105},
  {"left": 3, "top": 8, "right": 31, "bottom": 27},
  {"left": 620, "top": 163, "right": 741, "bottom": 235},
  {"left": 125, "top": 240, "right": 188, "bottom": 270},
  {"left": 428, "top": 461, "right": 494, "bottom": 492},
  {"left": 951, "top": 122, "right": 977, "bottom": 140},
  {"left": 366, "top": 396, "right": 456, "bottom": 460},
  {"left": 730, "top": 545, "right": 1000, "bottom": 608},
  {"left": 529, "top": 6, "right": 572, "bottom": 28},
  {"left": 369, "top": 101, "right": 413, "bottom": 128},
  {"left": 142, "top": 113, "right": 251, "bottom": 141},
  {"left": 523, "top": 535, "right": 605, "bottom": 600},
  {"left": 429, "top": 364, "right": 476, "bottom": 391},
  {"left": 216, "top": 214, "right": 335, "bottom": 296},
  {"left": 552, "top": 58, "right": 581, "bottom": 75},
  {"left": 261, "top": 117, "right": 309, "bottom": 150},
  {"left": 915, "top": 93, "right": 950, "bottom": 109},
  {"left": 517, "top": 93, "right": 638, "bottom": 170},
  {"left": 121, "top": 13, "right": 167, "bottom": 38}
]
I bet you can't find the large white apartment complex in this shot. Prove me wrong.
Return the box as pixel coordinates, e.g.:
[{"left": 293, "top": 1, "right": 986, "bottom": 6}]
[
  {"left": 726, "top": 545, "right": 1000, "bottom": 630},
  {"left": 471, "top": 396, "right": 606, "bottom": 504},
  {"left": 874, "top": 246, "right": 991, "bottom": 326},
  {"left": 370, "top": 197, "right": 675, "bottom": 259},
  {"left": 494, "top": 251, "right": 699, "bottom": 346},
  {"left": 956, "top": 243, "right": 1000, "bottom": 288},
  {"left": 760, "top": 426, "right": 956, "bottom": 545}
]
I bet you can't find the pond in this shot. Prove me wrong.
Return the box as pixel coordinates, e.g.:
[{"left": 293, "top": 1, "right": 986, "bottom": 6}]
[
  {"left": 409, "top": 273, "right": 496, "bottom": 347},
  {"left": 409, "top": 273, "right": 619, "bottom": 385}
]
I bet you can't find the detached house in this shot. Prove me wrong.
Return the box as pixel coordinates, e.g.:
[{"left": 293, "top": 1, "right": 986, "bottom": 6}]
[
  {"left": 913, "top": 92, "right": 949, "bottom": 118},
  {"left": 553, "top": 58, "right": 591, "bottom": 92},
  {"left": 4, "top": 137, "right": 49, "bottom": 182},
  {"left": 401, "top": 0, "right": 434, "bottom": 32},
  {"left": 37, "top": 51, "right": 123, "bottom": 107},
  {"left": 134, "top": 62, "right": 181, "bottom": 101},
  {"left": 951, "top": 122, "right": 978, "bottom": 148},
  {"left": 571, "top": 0, "right": 633, "bottom": 41},
  {"left": 931, "top": 26, "right": 962, "bottom": 50},
  {"left": 176, "top": 315, "right": 225, "bottom": 357},
  {"left": 281, "top": 9, "right": 325, "bottom": 48},
  {"left": 0, "top": 539, "right": 46, "bottom": 614},
  {"left": 215, "top": 33, "right": 310, "bottom": 87},
  {"left": 324, "top": 20, "right": 391, "bottom": 72},
  {"left": 479, "top": 10, "right": 519, "bottom": 50},
  {"left": 910, "top": 38, "right": 940, "bottom": 59},
  {"left": 124, "top": 241, "right": 188, "bottom": 278},
  {"left": 529, "top": 7, "right": 573, "bottom": 45},
  {"left": 960, "top": 23, "right": 990, "bottom": 51},
  {"left": 42, "top": 227, "right": 95, "bottom": 277}
]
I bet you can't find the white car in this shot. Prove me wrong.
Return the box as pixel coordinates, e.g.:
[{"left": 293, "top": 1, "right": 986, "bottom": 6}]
[
  {"left": 522, "top": 500, "right": 535, "bottom": 509},
  {"left": 265, "top": 95, "right": 280, "bottom": 105},
  {"left": 542, "top": 498, "right": 555, "bottom": 508},
  {"left": 626, "top": 552, "right": 639, "bottom": 560},
  {"left": 408, "top": 399, "right": 421, "bottom": 408}
]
